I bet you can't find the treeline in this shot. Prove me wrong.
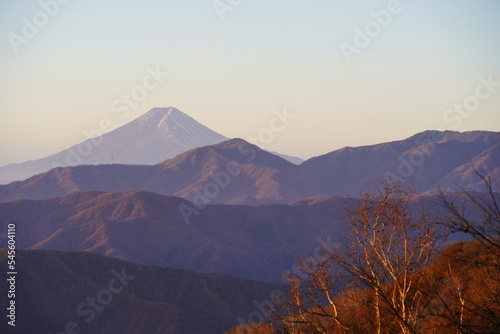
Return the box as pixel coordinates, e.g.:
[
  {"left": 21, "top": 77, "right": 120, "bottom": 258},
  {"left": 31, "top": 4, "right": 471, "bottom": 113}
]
[{"left": 228, "top": 172, "right": 500, "bottom": 334}]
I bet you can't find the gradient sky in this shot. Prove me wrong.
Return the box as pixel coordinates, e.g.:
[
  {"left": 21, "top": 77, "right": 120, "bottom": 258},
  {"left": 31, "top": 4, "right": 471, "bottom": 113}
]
[{"left": 1, "top": 0, "right": 499, "bottom": 165}]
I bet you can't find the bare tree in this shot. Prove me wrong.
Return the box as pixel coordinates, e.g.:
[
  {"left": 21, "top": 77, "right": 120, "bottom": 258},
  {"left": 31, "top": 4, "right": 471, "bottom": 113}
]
[
  {"left": 428, "top": 241, "right": 500, "bottom": 334},
  {"left": 339, "top": 182, "right": 440, "bottom": 334},
  {"left": 439, "top": 167, "right": 500, "bottom": 252},
  {"left": 273, "top": 182, "right": 441, "bottom": 334},
  {"left": 276, "top": 254, "right": 352, "bottom": 334},
  {"left": 229, "top": 174, "right": 500, "bottom": 334},
  {"left": 436, "top": 169, "right": 500, "bottom": 333}
]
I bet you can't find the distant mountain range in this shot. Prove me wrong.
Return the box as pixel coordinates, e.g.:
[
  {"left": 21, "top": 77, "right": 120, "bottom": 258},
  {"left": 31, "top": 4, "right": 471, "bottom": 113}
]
[
  {"left": 302, "top": 130, "right": 500, "bottom": 195},
  {"left": 0, "top": 138, "right": 325, "bottom": 204},
  {"left": 0, "top": 190, "right": 350, "bottom": 282},
  {"left": 0, "top": 107, "right": 304, "bottom": 185},
  {"left": 0, "top": 249, "right": 277, "bottom": 334},
  {"left": 0, "top": 107, "right": 228, "bottom": 184},
  {"left": 0, "top": 130, "right": 498, "bottom": 204},
  {"left": 0, "top": 123, "right": 497, "bottom": 332},
  {"left": 0, "top": 190, "right": 448, "bottom": 282}
]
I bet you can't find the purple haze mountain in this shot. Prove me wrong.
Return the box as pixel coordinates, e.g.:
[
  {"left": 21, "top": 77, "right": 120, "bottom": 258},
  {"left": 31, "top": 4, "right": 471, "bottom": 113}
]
[
  {"left": 301, "top": 130, "right": 500, "bottom": 195},
  {"left": 0, "top": 190, "right": 351, "bottom": 281},
  {"left": 0, "top": 139, "right": 327, "bottom": 204},
  {"left": 0, "top": 190, "right": 446, "bottom": 282},
  {"left": 0, "top": 130, "right": 497, "bottom": 204},
  {"left": 0, "top": 107, "right": 304, "bottom": 184},
  {"left": 0, "top": 107, "right": 228, "bottom": 184}
]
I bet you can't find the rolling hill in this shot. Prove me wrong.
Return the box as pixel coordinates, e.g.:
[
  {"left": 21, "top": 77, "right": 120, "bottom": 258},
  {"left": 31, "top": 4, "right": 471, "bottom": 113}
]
[
  {"left": 0, "top": 190, "right": 351, "bottom": 282},
  {"left": 0, "top": 249, "right": 278, "bottom": 334}
]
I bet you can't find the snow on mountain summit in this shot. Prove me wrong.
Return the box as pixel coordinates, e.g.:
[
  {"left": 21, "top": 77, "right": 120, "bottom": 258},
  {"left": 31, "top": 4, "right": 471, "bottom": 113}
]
[
  {"left": 116, "top": 107, "right": 228, "bottom": 146},
  {"left": 0, "top": 107, "right": 229, "bottom": 184},
  {"left": 136, "top": 107, "right": 181, "bottom": 130}
]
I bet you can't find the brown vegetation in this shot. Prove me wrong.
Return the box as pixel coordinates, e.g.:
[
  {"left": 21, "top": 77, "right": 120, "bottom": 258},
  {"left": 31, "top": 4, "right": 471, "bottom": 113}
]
[{"left": 229, "top": 177, "right": 500, "bottom": 334}]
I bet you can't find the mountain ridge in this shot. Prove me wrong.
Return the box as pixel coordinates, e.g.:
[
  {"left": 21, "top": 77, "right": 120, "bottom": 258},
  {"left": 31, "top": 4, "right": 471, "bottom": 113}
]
[
  {"left": 0, "top": 189, "right": 354, "bottom": 281},
  {"left": 301, "top": 130, "right": 500, "bottom": 195},
  {"left": 0, "top": 107, "right": 228, "bottom": 184},
  {"left": 0, "top": 107, "right": 304, "bottom": 184},
  {"left": 0, "top": 138, "right": 327, "bottom": 204},
  {"left": 0, "top": 130, "right": 498, "bottom": 203},
  {"left": 0, "top": 190, "right": 452, "bottom": 282}
]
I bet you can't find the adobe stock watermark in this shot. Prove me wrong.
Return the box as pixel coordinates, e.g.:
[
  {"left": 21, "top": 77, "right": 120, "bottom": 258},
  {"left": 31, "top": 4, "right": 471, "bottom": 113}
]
[
  {"left": 235, "top": 289, "right": 285, "bottom": 333},
  {"left": 339, "top": 0, "right": 406, "bottom": 64},
  {"left": 178, "top": 107, "right": 296, "bottom": 224},
  {"left": 48, "top": 267, "right": 135, "bottom": 334},
  {"left": 236, "top": 235, "right": 339, "bottom": 331},
  {"left": 282, "top": 235, "right": 340, "bottom": 283},
  {"left": 443, "top": 74, "right": 499, "bottom": 130},
  {"left": 213, "top": 0, "right": 244, "bottom": 21},
  {"left": 49, "top": 64, "right": 168, "bottom": 178},
  {"left": 8, "top": 0, "right": 73, "bottom": 54},
  {"left": 383, "top": 131, "right": 446, "bottom": 184},
  {"left": 384, "top": 74, "right": 499, "bottom": 184},
  {"left": 246, "top": 107, "right": 296, "bottom": 150}
]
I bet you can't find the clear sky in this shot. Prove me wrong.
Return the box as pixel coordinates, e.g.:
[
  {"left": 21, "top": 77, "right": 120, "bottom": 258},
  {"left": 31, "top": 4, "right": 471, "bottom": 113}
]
[{"left": 1, "top": 0, "right": 499, "bottom": 165}]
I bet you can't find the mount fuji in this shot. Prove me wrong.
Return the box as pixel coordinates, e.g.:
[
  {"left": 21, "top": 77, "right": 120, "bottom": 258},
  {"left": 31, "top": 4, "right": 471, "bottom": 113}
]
[{"left": 0, "top": 107, "right": 229, "bottom": 184}]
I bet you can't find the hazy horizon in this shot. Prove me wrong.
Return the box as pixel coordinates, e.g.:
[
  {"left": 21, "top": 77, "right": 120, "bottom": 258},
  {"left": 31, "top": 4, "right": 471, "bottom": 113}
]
[
  {"left": 1, "top": 0, "right": 499, "bottom": 165},
  {"left": 1, "top": 105, "right": 498, "bottom": 168}
]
